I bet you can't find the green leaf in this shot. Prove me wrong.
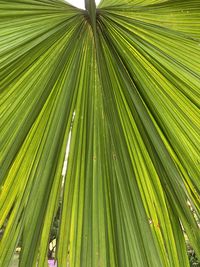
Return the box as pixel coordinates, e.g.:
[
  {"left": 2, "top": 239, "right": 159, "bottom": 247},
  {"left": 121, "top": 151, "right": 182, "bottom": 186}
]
[{"left": 0, "top": 0, "right": 199, "bottom": 267}]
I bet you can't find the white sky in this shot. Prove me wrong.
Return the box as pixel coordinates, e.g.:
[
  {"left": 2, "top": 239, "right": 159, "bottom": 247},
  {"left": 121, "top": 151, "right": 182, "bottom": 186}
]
[{"left": 64, "top": 0, "right": 101, "bottom": 9}]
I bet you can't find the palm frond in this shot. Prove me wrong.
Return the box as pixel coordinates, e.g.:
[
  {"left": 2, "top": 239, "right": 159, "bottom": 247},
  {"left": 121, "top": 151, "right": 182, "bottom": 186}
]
[{"left": 0, "top": 0, "right": 199, "bottom": 266}]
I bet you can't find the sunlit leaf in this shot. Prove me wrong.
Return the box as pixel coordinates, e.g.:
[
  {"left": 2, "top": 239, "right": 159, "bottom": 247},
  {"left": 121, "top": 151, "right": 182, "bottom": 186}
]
[{"left": 0, "top": 0, "right": 199, "bottom": 266}]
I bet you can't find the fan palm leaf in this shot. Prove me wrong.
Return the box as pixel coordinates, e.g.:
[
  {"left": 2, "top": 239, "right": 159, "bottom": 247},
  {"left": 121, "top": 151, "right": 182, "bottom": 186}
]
[{"left": 0, "top": 0, "right": 199, "bottom": 266}]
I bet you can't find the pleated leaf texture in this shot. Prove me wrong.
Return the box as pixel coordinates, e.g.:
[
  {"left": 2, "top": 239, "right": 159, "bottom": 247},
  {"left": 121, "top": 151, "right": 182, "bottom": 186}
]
[{"left": 0, "top": 0, "right": 200, "bottom": 266}]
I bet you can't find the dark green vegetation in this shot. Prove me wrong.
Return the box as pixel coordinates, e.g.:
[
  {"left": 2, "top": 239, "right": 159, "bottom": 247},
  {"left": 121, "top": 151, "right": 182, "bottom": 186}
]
[{"left": 0, "top": 0, "right": 200, "bottom": 266}]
